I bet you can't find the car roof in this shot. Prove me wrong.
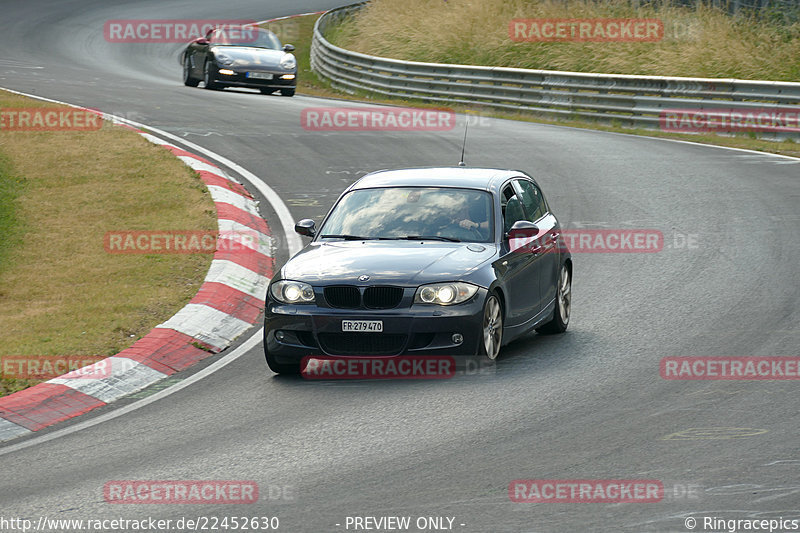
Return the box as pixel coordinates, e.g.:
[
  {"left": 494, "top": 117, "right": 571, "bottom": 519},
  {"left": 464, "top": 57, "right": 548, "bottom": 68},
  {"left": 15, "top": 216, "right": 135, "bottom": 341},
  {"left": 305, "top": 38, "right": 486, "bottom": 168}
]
[{"left": 348, "top": 167, "right": 532, "bottom": 194}]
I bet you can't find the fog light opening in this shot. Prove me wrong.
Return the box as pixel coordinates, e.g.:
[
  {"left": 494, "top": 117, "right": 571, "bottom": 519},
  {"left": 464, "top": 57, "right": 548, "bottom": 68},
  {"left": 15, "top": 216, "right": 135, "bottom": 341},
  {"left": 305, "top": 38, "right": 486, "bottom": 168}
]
[
  {"left": 275, "top": 331, "right": 285, "bottom": 341},
  {"left": 218, "top": 68, "right": 235, "bottom": 76},
  {"left": 452, "top": 333, "right": 463, "bottom": 345}
]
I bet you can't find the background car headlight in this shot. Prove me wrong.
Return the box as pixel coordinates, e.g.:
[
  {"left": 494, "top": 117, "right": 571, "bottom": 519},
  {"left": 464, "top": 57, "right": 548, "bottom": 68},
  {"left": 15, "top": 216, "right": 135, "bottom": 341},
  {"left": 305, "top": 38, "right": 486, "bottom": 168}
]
[
  {"left": 279, "top": 53, "right": 296, "bottom": 70},
  {"left": 215, "top": 53, "right": 234, "bottom": 66},
  {"left": 270, "top": 280, "right": 315, "bottom": 304},
  {"left": 414, "top": 282, "right": 478, "bottom": 305}
]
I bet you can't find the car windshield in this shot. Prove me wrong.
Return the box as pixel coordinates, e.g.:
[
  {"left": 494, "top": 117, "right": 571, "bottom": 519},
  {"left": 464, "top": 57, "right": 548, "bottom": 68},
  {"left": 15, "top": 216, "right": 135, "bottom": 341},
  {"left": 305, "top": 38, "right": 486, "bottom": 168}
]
[
  {"left": 209, "top": 27, "right": 282, "bottom": 49},
  {"left": 319, "top": 187, "right": 494, "bottom": 243}
]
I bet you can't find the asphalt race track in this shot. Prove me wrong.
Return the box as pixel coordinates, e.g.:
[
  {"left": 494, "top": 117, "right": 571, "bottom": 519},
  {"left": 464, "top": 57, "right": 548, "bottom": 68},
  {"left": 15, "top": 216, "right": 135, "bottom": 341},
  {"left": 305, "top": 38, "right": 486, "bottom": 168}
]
[{"left": 1, "top": 1, "right": 798, "bottom": 532}]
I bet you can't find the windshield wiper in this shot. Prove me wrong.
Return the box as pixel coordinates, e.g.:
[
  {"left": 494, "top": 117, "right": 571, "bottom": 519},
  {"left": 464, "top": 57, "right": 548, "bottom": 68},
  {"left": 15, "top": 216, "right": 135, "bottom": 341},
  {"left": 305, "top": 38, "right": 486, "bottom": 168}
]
[
  {"left": 319, "top": 234, "right": 373, "bottom": 240},
  {"left": 319, "top": 234, "right": 395, "bottom": 241},
  {"left": 399, "top": 235, "right": 461, "bottom": 242}
]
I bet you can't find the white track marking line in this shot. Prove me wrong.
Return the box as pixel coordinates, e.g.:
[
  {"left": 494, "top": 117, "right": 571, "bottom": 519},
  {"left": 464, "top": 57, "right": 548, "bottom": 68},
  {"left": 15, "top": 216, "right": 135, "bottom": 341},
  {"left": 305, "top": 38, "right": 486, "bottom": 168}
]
[
  {"left": 158, "top": 304, "right": 254, "bottom": 349},
  {"left": 49, "top": 358, "right": 168, "bottom": 404},
  {"left": 203, "top": 259, "right": 270, "bottom": 298},
  {"left": 0, "top": 329, "right": 263, "bottom": 456}
]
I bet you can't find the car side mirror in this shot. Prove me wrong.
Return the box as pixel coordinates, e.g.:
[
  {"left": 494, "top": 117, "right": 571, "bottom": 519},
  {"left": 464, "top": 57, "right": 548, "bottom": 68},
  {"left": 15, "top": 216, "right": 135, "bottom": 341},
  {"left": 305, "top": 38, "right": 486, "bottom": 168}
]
[
  {"left": 283, "top": 44, "right": 295, "bottom": 52},
  {"left": 196, "top": 38, "right": 210, "bottom": 45},
  {"left": 505, "top": 220, "right": 538, "bottom": 240},
  {"left": 294, "top": 218, "right": 316, "bottom": 237}
]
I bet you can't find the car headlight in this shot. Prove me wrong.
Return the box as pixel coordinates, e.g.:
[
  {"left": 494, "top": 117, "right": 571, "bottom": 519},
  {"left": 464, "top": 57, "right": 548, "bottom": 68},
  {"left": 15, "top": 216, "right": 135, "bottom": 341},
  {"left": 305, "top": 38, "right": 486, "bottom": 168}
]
[
  {"left": 279, "top": 53, "right": 296, "bottom": 70},
  {"left": 270, "top": 280, "right": 315, "bottom": 304},
  {"left": 414, "top": 282, "right": 478, "bottom": 305},
  {"left": 215, "top": 53, "right": 234, "bottom": 66}
]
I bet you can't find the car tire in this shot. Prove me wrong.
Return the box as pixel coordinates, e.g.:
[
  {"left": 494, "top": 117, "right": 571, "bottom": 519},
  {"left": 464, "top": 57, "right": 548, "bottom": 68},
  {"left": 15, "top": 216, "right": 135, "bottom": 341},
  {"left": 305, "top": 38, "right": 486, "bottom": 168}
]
[
  {"left": 280, "top": 88, "right": 295, "bottom": 97},
  {"left": 259, "top": 88, "right": 275, "bottom": 95},
  {"left": 537, "top": 263, "right": 571, "bottom": 334},
  {"left": 479, "top": 293, "right": 503, "bottom": 360},
  {"left": 183, "top": 56, "right": 200, "bottom": 87},
  {"left": 203, "top": 61, "right": 220, "bottom": 90}
]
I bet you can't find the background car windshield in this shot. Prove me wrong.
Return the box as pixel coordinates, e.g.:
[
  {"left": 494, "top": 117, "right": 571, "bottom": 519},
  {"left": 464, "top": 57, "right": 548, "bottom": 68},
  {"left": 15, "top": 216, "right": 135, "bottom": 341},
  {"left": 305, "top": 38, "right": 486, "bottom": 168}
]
[
  {"left": 319, "top": 187, "right": 494, "bottom": 242},
  {"left": 210, "top": 27, "right": 281, "bottom": 49}
]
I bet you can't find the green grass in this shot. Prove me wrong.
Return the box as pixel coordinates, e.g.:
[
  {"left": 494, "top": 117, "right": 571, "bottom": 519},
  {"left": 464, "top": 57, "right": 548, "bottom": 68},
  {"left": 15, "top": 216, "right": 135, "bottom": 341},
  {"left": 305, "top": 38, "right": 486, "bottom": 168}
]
[
  {"left": 0, "top": 152, "right": 31, "bottom": 396},
  {"left": 0, "top": 91, "right": 216, "bottom": 397},
  {"left": 330, "top": 0, "right": 800, "bottom": 81},
  {"left": 0, "top": 151, "right": 25, "bottom": 275}
]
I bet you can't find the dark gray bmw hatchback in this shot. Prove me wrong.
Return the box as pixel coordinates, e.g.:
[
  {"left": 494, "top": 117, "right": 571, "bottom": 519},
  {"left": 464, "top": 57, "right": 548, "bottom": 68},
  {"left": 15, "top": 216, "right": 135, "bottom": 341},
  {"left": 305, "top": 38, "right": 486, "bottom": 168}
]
[{"left": 264, "top": 167, "right": 572, "bottom": 374}]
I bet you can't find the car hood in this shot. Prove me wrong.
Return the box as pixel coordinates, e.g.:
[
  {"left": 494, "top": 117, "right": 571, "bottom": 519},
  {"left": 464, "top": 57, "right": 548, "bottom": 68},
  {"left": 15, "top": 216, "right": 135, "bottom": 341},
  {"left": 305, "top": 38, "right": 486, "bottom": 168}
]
[
  {"left": 211, "top": 46, "right": 289, "bottom": 69},
  {"left": 281, "top": 241, "right": 498, "bottom": 286}
]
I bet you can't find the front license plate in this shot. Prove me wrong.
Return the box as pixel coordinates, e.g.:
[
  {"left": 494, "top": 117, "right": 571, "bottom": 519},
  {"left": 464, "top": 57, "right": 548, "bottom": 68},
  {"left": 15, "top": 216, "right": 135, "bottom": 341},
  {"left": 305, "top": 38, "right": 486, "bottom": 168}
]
[
  {"left": 246, "top": 72, "right": 273, "bottom": 80},
  {"left": 342, "top": 320, "right": 383, "bottom": 332}
]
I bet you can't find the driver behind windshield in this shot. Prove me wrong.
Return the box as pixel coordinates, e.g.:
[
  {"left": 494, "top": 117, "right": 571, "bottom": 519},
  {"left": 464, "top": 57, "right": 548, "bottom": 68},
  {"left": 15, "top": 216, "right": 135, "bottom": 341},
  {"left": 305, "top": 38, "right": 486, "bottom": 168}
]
[{"left": 456, "top": 198, "right": 489, "bottom": 232}]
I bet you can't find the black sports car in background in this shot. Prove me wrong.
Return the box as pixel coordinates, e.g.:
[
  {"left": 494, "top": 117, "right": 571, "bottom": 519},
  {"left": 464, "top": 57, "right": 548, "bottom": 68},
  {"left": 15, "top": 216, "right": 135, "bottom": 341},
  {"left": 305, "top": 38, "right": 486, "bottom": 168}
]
[
  {"left": 180, "top": 26, "right": 297, "bottom": 96},
  {"left": 264, "top": 167, "right": 572, "bottom": 374}
]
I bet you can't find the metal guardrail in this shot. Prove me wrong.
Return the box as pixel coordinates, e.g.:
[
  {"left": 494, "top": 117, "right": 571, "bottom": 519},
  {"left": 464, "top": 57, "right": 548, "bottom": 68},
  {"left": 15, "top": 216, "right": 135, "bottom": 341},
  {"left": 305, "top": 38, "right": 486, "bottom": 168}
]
[{"left": 310, "top": 3, "right": 800, "bottom": 139}]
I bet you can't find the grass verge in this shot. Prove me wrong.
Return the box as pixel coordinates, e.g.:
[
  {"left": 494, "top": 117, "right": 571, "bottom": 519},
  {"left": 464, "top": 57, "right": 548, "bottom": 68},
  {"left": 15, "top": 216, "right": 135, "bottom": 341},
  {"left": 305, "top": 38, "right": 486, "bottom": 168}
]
[
  {"left": 263, "top": 11, "right": 800, "bottom": 158},
  {"left": 330, "top": 0, "right": 800, "bottom": 81},
  {"left": 0, "top": 91, "right": 215, "bottom": 397}
]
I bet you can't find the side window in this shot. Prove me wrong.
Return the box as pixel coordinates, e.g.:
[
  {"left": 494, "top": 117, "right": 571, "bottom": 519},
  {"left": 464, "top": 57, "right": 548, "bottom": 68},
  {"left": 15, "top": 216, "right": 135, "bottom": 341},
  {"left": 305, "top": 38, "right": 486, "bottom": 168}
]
[
  {"left": 514, "top": 179, "right": 547, "bottom": 222},
  {"left": 501, "top": 184, "right": 525, "bottom": 233}
]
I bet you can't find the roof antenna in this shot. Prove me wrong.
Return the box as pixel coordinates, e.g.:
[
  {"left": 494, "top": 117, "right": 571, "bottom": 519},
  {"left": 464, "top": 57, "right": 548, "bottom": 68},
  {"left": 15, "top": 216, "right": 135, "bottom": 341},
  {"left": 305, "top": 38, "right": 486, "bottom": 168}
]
[{"left": 457, "top": 114, "right": 469, "bottom": 167}]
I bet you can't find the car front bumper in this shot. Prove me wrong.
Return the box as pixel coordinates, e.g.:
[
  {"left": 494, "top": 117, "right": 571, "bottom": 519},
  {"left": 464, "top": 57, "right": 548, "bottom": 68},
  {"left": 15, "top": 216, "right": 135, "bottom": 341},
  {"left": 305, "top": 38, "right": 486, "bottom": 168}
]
[
  {"left": 264, "top": 288, "right": 488, "bottom": 366},
  {"left": 213, "top": 69, "right": 296, "bottom": 90}
]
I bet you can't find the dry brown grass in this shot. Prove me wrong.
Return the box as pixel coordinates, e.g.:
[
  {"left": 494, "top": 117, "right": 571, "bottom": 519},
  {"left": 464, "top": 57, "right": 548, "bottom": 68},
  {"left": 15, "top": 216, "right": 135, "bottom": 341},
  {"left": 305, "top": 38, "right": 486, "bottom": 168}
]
[
  {"left": 330, "top": 0, "right": 800, "bottom": 80},
  {"left": 0, "top": 91, "right": 215, "bottom": 396}
]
